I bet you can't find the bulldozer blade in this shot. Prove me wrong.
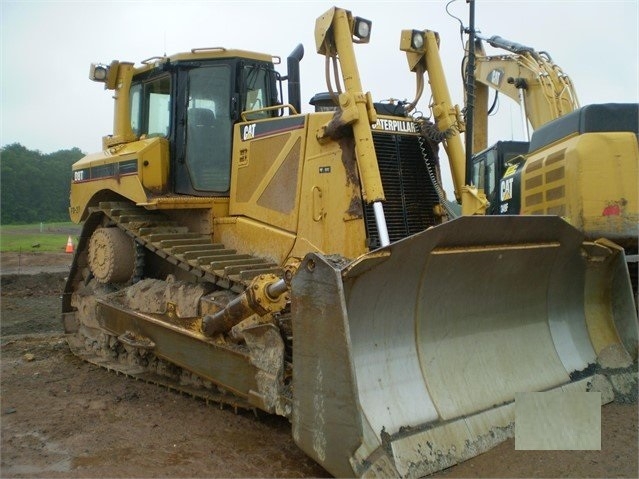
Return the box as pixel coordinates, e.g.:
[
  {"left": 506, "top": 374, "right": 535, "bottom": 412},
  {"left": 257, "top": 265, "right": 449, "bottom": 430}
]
[{"left": 290, "top": 216, "right": 637, "bottom": 478}]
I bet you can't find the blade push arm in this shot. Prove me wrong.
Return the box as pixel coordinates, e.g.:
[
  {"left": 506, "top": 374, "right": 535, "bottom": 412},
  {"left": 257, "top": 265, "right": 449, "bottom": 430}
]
[
  {"left": 315, "top": 7, "right": 391, "bottom": 246},
  {"left": 400, "top": 29, "right": 487, "bottom": 214}
]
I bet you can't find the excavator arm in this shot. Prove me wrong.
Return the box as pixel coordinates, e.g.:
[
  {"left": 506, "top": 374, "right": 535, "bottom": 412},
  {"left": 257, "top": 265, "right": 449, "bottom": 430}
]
[{"left": 470, "top": 34, "right": 580, "bottom": 152}]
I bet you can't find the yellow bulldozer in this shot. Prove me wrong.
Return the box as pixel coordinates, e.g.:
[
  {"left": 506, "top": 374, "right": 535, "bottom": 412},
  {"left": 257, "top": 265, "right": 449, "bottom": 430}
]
[{"left": 63, "top": 6, "right": 638, "bottom": 477}]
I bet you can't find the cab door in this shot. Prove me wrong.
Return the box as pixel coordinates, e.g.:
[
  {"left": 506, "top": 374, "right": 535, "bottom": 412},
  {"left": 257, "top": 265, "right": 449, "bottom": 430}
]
[{"left": 174, "top": 64, "right": 233, "bottom": 196}]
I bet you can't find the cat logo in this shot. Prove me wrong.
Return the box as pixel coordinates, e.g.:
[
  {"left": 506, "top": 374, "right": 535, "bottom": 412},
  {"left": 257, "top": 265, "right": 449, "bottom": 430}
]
[
  {"left": 487, "top": 68, "right": 504, "bottom": 86},
  {"left": 500, "top": 177, "right": 514, "bottom": 201},
  {"left": 242, "top": 123, "right": 256, "bottom": 141}
]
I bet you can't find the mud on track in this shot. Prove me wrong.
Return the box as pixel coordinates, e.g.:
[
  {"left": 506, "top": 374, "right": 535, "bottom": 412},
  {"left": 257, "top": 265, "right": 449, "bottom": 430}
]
[
  {"left": 0, "top": 253, "right": 637, "bottom": 478},
  {"left": 0, "top": 265, "right": 328, "bottom": 478}
]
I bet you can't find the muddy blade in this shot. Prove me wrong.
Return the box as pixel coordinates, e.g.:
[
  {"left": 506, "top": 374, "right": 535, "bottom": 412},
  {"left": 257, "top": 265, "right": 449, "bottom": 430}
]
[{"left": 291, "top": 216, "right": 637, "bottom": 478}]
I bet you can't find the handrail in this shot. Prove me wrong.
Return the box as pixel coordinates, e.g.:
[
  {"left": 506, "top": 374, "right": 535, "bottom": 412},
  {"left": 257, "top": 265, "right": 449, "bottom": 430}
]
[{"left": 240, "top": 103, "right": 298, "bottom": 121}]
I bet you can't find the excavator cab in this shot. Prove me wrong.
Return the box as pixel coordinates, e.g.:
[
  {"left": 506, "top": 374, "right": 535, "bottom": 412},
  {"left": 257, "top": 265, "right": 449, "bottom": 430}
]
[{"left": 471, "top": 140, "right": 528, "bottom": 214}]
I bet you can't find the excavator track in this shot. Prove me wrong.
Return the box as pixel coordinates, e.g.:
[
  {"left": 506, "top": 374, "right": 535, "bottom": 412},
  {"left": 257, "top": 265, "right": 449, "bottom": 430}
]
[{"left": 63, "top": 200, "right": 286, "bottom": 413}]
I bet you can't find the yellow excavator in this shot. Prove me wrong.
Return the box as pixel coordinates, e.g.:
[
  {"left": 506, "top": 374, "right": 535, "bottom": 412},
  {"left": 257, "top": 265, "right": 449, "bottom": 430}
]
[
  {"left": 398, "top": 21, "right": 638, "bottom": 303},
  {"left": 63, "top": 6, "right": 638, "bottom": 477},
  {"left": 469, "top": 33, "right": 638, "bottom": 251}
]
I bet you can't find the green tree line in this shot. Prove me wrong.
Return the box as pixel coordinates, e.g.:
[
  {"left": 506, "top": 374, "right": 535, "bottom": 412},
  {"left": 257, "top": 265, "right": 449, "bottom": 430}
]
[{"left": 1, "top": 143, "right": 84, "bottom": 224}]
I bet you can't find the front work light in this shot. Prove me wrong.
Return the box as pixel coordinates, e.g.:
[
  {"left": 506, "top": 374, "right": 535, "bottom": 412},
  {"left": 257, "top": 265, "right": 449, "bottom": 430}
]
[
  {"left": 400, "top": 29, "right": 433, "bottom": 72},
  {"left": 353, "top": 16, "right": 372, "bottom": 42},
  {"left": 411, "top": 30, "right": 425, "bottom": 50},
  {"left": 400, "top": 29, "right": 427, "bottom": 53},
  {"left": 89, "top": 63, "right": 109, "bottom": 82}
]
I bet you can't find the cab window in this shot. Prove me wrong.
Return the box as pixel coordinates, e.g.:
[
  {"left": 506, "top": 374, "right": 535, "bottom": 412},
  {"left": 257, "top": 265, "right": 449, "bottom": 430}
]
[
  {"left": 129, "top": 75, "right": 171, "bottom": 138},
  {"left": 130, "top": 83, "right": 142, "bottom": 137},
  {"left": 242, "top": 65, "right": 272, "bottom": 119},
  {"left": 472, "top": 150, "right": 497, "bottom": 199}
]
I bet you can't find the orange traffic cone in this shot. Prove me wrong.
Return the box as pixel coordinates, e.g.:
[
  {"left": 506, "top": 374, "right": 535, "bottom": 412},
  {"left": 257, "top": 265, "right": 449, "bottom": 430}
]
[{"left": 65, "top": 236, "right": 74, "bottom": 253}]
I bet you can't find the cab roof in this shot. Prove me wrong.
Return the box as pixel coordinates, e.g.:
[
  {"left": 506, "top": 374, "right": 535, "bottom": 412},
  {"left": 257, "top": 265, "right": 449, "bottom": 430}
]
[{"left": 133, "top": 48, "right": 278, "bottom": 74}]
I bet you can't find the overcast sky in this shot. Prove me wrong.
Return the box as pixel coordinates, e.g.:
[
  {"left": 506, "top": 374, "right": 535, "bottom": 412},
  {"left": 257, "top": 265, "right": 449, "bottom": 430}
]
[{"left": 1, "top": 0, "right": 637, "bottom": 193}]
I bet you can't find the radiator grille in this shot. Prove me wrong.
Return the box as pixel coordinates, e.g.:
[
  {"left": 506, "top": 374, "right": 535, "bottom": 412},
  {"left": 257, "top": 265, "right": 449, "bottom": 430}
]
[{"left": 364, "top": 132, "right": 440, "bottom": 248}]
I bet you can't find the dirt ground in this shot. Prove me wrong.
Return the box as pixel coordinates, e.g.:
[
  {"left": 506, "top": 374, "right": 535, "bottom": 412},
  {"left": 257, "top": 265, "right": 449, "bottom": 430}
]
[
  {"left": 0, "top": 251, "right": 74, "bottom": 276},
  {"left": 1, "top": 252, "right": 637, "bottom": 478}
]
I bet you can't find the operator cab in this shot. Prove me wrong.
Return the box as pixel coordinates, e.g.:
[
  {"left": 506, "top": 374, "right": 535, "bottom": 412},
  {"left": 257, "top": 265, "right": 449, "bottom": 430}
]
[
  {"left": 128, "top": 53, "right": 280, "bottom": 196},
  {"left": 471, "top": 141, "right": 528, "bottom": 215}
]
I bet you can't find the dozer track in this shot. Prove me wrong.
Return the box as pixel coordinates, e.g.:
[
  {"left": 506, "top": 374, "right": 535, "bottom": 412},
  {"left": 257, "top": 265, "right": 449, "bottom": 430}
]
[
  {"left": 94, "top": 201, "right": 281, "bottom": 291},
  {"left": 63, "top": 201, "right": 286, "bottom": 413},
  {"left": 63, "top": 207, "right": 639, "bottom": 478},
  {"left": 69, "top": 343, "right": 255, "bottom": 413}
]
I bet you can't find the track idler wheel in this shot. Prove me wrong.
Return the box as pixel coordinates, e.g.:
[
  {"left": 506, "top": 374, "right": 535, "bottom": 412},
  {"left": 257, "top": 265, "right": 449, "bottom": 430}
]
[{"left": 88, "top": 227, "right": 136, "bottom": 284}]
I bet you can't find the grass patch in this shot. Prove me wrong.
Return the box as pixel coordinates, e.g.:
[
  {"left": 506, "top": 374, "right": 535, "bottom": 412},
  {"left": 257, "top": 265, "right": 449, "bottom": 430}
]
[{"left": 0, "top": 222, "right": 81, "bottom": 252}]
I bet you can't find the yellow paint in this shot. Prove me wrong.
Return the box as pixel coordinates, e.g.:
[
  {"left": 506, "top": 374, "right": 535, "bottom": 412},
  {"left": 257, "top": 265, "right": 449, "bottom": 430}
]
[
  {"left": 215, "top": 216, "right": 296, "bottom": 266},
  {"left": 315, "top": 7, "right": 384, "bottom": 204},
  {"left": 230, "top": 121, "right": 305, "bottom": 233},
  {"left": 69, "top": 137, "right": 170, "bottom": 222},
  {"left": 582, "top": 242, "right": 624, "bottom": 355},
  {"left": 139, "top": 138, "right": 170, "bottom": 192},
  {"left": 473, "top": 46, "right": 579, "bottom": 132},
  {"left": 521, "top": 131, "right": 638, "bottom": 243}
]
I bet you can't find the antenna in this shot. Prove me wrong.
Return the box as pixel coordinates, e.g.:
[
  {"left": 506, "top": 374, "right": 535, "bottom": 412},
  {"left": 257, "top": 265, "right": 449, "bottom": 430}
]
[{"left": 464, "top": 0, "right": 476, "bottom": 185}]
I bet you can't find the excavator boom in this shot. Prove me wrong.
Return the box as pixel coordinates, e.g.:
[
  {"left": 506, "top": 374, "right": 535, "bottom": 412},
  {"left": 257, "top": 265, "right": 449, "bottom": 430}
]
[{"left": 472, "top": 32, "right": 579, "bottom": 151}]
